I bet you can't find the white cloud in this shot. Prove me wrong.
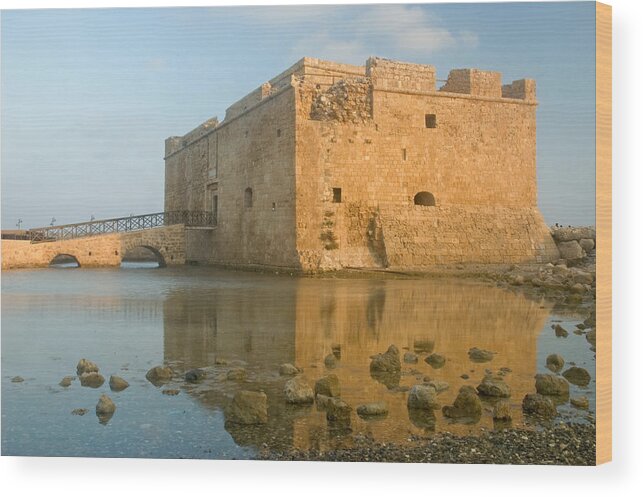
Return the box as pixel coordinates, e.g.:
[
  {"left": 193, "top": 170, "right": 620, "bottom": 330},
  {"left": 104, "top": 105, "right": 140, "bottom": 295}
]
[{"left": 252, "top": 4, "right": 480, "bottom": 63}]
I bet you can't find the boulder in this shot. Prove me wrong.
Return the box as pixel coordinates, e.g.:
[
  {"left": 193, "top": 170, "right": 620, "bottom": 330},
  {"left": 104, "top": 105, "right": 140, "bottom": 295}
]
[
  {"left": 407, "top": 384, "right": 440, "bottom": 410},
  {"left": 284, "top": 376, "right": 314, "bottom": 404},
  {"left": 551, "top": 226, "right": 596, "bottom": 242},
  {"left": 11, "top": 376, "right": 24, "bottom": 383},
  {"left": 558, "top": 240, "right": 584, "bottom": 260},
  {"left": 476, "top": 376, "right": 511, "bottom": 398},
  {"left": 403, "top": 352, "right": 418, "bottom": 364},
  {"left": 572, "top": 269, "right": 594, "bottom": 284},
  {"left": 96, "top": 394, "right": 116, "bottom": 424},
  {"left": 468, "top": 347, "right": 495, "bottom": 362},
  {"left": 279, "top": 363, "right": 301, "bottom": 376},
  {"left": 554, "top": 324, "right": 569, "bottom": 338},
  {"left": 442, "top": 386, "right": 482, "bottom": 418},
  {"left": 79, "top": 372, "right": 105, "bottom": 388},
  {"left": 535, "top": 374, "right": 569, "bottom": 396},
  {"left": 424, "top": 379, "right": 449, "bottom": 394},
  {"left": 226, "top": 368, "right": 247, "bottom": 381},
  {"left": 314, "top": 374, "right": 341, "bottom": 398},
  {"left": 369, "top": 345, "right": 401, "bottom": 373},
  {"left": 326, "top": 397, "right": 352, "bottom": 426},
  {"left": 225, "top": 390, "right": 268, "bottom": 425},
  {"left": 570, "top": 283, "right": 586, "bottom": 294},
  {"left": 71, "top": 408, "right": 88, "bottom": 416},
  {"left": 76, "top": 358, "right": 99, "bottom": 376},
  {"left": 493, "top": 401, "right": 513, "bottom": 421},
  {"left": 59, "top": 376, "right": 74, "bottom": 387},
  {"left": 185, "top": 368, "right": 206, "bottom": 383},
  {"left": 145, "top": 366, "right": 173, "bottom": 386},
  {"left": 356, "top": 402, "right": 388, "bottom": 418},
  {"left": 109, "top": 375, "right": 129, "bottom": 392},
  {"left": 162, "top": 389, "right": 180, "bottom": 396},
  {"left": 579, "top": 238, "right": 595, "bottom": 253},
  {"left": 522, "top": 393, "right": 557, "bottom": 419},
  {"left": 546, "top": 354, "right": 565, "bottom": 372},
  {"left": 562, "top": 367, "right": 591, "bottom": 387},
  {"left": 570, "top": 396, "right": 590, "bottom": 409},
  {"left": 324, "top": 353, "right": 337, "bottom": 369},
  {"left": 424, "top": 353, "right": 446, "bottom": 369}
]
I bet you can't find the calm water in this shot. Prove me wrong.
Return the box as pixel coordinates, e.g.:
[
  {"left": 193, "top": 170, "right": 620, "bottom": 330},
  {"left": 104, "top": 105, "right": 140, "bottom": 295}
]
[{"left": 1, "top": 266, "right": 596, "bottom": 459}]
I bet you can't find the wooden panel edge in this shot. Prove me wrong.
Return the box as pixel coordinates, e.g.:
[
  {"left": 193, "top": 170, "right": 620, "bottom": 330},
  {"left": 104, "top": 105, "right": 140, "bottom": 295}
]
[{"left": 595, "top": 0, "right": 612, "bottom": 466}]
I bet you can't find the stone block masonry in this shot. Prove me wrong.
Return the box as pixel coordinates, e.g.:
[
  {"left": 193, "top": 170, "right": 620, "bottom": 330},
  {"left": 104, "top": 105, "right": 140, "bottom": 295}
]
[{"left": 164, "top": 56, "right": 560, "bottom": 272}]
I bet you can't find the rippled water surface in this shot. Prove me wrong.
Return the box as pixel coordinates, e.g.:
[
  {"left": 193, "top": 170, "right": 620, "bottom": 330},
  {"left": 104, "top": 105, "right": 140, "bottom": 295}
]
[{"left": 1, "top": 266, "right": 596, "bottom": 459}]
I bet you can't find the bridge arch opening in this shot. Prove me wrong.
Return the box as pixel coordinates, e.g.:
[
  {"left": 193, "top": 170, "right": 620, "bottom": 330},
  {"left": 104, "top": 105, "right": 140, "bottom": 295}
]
[
  {"left": 49, "top": 254, "right": 80, "bottom": 268},
  {"left": 120, "top": 245, "right": 166, "bottom": 269}
]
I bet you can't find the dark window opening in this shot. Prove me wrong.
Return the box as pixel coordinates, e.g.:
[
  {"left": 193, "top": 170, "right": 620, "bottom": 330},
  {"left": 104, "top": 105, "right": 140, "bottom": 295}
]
[
  {"left": 277, "top": 129, "right": 281, "bottom": 137},
  {"left": 272, "top": 202, "right": 276, "bottom": 211},
  {"left": 244, "top": 187, "right": 253, "bottom": 208},
  {"left": 414, "top": 191, "right": 436, "bottom": 206},
  {"left": 332, "top": 188, "right": 342, "bottom": 203},
  {"left": 212, "top": 194, "right": 218, "bottom": 226},
  {"left": 425, "top": 114, "right": 437, "bottom": 128},
  {"left": 402, "top": 148, "right": 407, "bottom": 161}
]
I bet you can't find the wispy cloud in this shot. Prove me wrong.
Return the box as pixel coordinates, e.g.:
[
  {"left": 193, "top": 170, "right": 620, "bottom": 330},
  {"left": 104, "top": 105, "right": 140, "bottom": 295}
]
[{"left": 235, "top": 4, "right": 479, "bottom": 64}]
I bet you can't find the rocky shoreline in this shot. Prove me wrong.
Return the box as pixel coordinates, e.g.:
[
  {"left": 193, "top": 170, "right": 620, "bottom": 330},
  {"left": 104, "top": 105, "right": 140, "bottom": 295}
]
[{"left": 257, "top": 422, "right": 596, "bottom": 465}]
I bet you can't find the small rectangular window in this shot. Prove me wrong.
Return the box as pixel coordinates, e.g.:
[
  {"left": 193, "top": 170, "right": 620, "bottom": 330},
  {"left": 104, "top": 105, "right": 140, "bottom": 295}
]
[
  {"left": 277, "top": 129, "right": 281, "bottom": 137},
  {"left": 425, "top": 114, "right": 437, "bottom": 128},
  {"left": 332, "top": 188, "right": 342, "bottom": 203},
  {"left": 402, "top": 148, "right": 407, "bottom": 161},
  {"left": 211, "top": 194, "right": 218, "bottom": 226}
]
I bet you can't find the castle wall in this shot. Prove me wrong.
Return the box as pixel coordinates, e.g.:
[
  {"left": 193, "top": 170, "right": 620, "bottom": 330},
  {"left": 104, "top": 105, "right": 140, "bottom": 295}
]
[
  {"left": 164, "top": 57, "right": 559, "bottom": 272},
  {"left": 294, "top": 59, "right": 558, "bottom": 270},
  {"left": 164, "top": 86, "right": 299, "bottom": 268}
]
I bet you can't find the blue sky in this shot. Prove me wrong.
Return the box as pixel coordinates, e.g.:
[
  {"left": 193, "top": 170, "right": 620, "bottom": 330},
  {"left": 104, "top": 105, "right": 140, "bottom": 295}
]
[{"left": 1, "top": 2, "right": 596, "bottom": 228}]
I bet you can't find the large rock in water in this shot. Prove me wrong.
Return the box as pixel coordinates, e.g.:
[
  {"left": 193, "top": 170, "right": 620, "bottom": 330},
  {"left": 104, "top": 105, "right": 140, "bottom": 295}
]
[
  {"left": 369, "top": 345, "right": 401, "bottom": 373},
  {"left": 96, "top": 394, "right": 116, "bottom": 424},
  {"left": 424, "top": 353, "right": 446, "bottom": 369},
  {"left": 79, "top": 372, "right": 105, "bottom": 388},
  {"left": 493, "top": 401, "right": 512, "bottom": 421},
  {"left": 558, "top": 240, "right": 585, "bottom": 260},
  {"left": 476, "top": 376, "right": 511, "bottom": 398},
  {"left": 109, "top": 375, "right": 129, "bottom": 392},
  {"left": 356, "top": 402, "right": 388, "bottom": 418},
  {"left": 76, "top": 358, "right": 99, "bottom": 376},
  {"left": 407, "top": 384, "right": 440, "bottom": 410},
  {"left": 442, "top": 386, "right": 482, "bottom": 419},
  {"left": 535, "top": 374, "right": 569, "bottom": 396},
  {"left": 522, "top": 393, "right": 557, "bottom": 419},
  {"left": 314, "top": 374, "right": 341, "bottom": 398},
  {"left": 468, "top": 348, "right": 495, "bottom": 363},
  {"left": 185, "top": 369, "right": 206, "bottom": 383},
  {"left": 146, "top": 366, "right": 173, "bottom": 386},
  {"left": 562, "top": 367, "right": 591, "bottom": 387},
  {"left": 284, "top": 376, "right": 314, "bottom": 404},
  {"left": 551, "top": 226, "right": 596, "bottom": 242},
  {"left": 546, "top": 354, "right": 565, "bottom": 372},
  {"left": 225, "top": 390, "right": 268, "bottom": 425}
]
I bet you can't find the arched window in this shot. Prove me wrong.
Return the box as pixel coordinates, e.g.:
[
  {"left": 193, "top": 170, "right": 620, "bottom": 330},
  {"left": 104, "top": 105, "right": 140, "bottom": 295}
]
[
  {"left": 244, "top": 187, "right": 253, "bottom": 208},
  {"left": 414, "top": 191, "right": 436, "bottom": 206}
]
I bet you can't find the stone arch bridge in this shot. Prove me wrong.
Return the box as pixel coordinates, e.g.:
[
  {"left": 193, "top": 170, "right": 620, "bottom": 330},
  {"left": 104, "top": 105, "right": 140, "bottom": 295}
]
[{"left": 1, "top": 212, "right": 214, "bottom": 270}]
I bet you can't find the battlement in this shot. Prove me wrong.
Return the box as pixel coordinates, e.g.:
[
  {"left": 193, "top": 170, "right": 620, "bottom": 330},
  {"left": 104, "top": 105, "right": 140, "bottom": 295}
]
[{"left": 166, "top": 56, "right": 536, "bottom": 157}]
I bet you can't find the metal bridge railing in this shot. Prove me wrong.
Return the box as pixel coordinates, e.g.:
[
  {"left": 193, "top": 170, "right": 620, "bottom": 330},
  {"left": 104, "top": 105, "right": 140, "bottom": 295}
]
[{"left": 28, "top": 211, "right": 215, "bottom": 243}]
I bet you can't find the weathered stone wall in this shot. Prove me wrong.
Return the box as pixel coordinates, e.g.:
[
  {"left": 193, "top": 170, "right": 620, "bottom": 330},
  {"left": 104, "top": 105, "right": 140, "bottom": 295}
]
[
  {"left": 164, "top": 56, "right": 557, "bottom": 271},
  {"left": 294, "top": 58, "right": 555, "bottom": 270},
  {"left": 165, "top": 84, "right": 300, "bottom": 268},
  {"left": 1, "top": 225, "right": 186, "bottom": 269}
]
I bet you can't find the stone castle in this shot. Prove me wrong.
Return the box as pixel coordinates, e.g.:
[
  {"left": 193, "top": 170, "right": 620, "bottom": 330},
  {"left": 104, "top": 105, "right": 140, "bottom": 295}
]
[{"left": 164, "top": 57, "right": 560, "bottom": 271}]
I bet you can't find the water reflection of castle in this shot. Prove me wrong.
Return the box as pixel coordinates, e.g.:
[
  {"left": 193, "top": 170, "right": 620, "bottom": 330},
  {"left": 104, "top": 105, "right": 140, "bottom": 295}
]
[{"left": 163, "top": 275, "right": 552, "bottom": 451}]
